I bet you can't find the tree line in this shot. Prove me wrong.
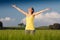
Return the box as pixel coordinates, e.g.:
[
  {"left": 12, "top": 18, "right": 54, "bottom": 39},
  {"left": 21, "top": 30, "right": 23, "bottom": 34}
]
[
  {"left": 0, "top": 21, "right": 60, "bottom": 30},
  {"left": 49, "top": 23, "right": 60, "bottom": 29}
]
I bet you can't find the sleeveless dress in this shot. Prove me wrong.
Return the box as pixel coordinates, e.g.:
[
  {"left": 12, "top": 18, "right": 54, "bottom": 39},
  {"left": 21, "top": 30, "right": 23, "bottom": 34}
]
[{"left": 25, "top": 15, "right": 35, "bottom": 30}]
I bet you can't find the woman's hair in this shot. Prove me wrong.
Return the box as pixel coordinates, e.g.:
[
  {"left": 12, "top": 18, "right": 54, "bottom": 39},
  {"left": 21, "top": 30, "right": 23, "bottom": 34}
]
[
  {"left": 32, "top": 7, "right": 34, "bottom": 13},
  {"left": 28, "top": 7, "right": 34, "bottom": 14},
  {"left": 31, "top": 7, "right": 34, "bottom": 14}
]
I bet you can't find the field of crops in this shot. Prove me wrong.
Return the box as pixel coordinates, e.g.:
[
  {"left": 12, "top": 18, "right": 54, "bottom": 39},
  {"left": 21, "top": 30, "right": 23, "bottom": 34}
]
[{"left": 0, "top": 30, "right": 60, "bottom": 40}]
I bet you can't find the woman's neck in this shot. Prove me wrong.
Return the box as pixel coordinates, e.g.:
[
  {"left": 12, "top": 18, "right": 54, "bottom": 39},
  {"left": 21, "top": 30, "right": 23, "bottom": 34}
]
[{"left": 29, "top": 12, "right": 33, "bottom": 15}]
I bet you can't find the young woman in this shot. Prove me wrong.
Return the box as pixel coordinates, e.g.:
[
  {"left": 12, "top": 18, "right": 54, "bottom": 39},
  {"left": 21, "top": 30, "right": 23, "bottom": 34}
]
[{"left": 12, "top": 5, "right": 50, "bottom": 34}]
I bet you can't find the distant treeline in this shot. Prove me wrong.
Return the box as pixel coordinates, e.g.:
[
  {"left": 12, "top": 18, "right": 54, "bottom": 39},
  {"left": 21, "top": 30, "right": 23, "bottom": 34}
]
[
  {"left": 0, "top": 27, "right": 49, "bottom": 30},
  {"left": 0, "top": 21, "right": 60, "bottom": 30}
]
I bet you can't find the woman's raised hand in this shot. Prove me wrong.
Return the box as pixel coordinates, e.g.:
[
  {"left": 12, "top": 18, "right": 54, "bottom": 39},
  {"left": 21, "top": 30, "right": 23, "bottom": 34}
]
[{"left": 12, "top": 4, "right": 17, "bottom": 8}]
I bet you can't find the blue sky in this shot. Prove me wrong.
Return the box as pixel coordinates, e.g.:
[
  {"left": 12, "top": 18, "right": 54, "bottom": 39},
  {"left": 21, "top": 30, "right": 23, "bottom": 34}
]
[{"left": 0, "top": 0, "right": 60, "bottom": 27}]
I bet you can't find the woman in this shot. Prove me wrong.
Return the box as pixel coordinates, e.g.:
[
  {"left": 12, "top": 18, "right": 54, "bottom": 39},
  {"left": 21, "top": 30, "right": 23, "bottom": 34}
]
[{"left": 12, "top": 5, "right": 50, "bottom": 34}]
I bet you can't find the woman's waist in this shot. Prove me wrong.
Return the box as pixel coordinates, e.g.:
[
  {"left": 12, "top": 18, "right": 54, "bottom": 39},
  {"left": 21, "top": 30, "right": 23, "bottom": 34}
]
[{"left": 26, "top": 23, "right": 34, "bottom": 26}]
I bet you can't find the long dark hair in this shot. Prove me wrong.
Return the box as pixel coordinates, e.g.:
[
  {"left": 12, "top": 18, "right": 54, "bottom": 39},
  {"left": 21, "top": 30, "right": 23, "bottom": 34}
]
[{"left": 31, "top": 7, "right": 34, "bottom": 14}]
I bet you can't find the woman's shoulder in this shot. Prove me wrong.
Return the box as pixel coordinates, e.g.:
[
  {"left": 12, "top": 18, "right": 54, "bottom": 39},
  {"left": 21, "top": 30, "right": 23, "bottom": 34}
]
[{"left": 26, "top": 14, "right": 35, "bottom": 17}]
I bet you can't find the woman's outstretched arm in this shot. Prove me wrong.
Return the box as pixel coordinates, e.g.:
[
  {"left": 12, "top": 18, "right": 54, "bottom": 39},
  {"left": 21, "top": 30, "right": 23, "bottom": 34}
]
[
  {"left": 33, "top": 8, "right": 50, "bottom": 16},
  {"left": 12, "top": 5, "right": 28, "bottom": 16}
]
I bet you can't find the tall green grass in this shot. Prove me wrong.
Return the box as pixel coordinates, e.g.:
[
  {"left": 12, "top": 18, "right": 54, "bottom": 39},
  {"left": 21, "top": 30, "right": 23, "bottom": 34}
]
[{"left": 0, "top": 30, "right": 60, "bottom": 40}]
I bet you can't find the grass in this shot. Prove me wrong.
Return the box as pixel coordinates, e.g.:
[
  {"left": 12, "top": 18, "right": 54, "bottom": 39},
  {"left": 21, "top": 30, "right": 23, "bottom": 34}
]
[{"left": 0, "top": 30, "right": 60, "bottom": 40}]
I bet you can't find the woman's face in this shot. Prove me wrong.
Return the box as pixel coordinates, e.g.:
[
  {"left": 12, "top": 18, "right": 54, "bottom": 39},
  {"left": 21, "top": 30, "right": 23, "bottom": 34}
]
[{"left": 28, "top": 8, "right": 33, "bottom": 13}]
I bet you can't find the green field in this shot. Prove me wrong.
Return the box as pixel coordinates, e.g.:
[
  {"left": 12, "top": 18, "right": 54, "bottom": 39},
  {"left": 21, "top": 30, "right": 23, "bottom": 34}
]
[{"left": 0, "top": 30, "right": 60, "bottom": 40}]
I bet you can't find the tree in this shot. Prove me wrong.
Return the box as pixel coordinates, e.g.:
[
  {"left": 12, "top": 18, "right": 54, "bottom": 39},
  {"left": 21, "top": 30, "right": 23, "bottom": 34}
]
[
  {"left": 0, "top": 21, "right": 3, "bottom": 29},
  {"left": 49, "top": 23, "right": 60, "bottom": 29},
  {"left": 49, "top": 25, "right": 53, "bottom": 29},
  {"left": 53, "top": 23, "right": 60, "bottom": 29},
  {"left": 18, "top": 23, "right": 26, "bottom": 28}
]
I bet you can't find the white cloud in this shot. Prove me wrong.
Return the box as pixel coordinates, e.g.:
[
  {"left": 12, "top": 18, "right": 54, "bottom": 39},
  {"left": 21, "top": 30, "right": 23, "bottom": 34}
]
[
  {"left": 20, "top": 11, "right": 60, "bottom": 27},
  {"left": 45, "top": 12, "right": 60, "bottom": 18},
  {"left": 5, "top": 17, "right": 11, "bottom": 21},
  {"left": 0, "top": 17, "right": 16, "bottom": 26},
  {"left": 20, "top": 18, "right": 26, "bottom": 24},
  {"left": 0, "top": 17, "right": 15, "bottom": 21}
]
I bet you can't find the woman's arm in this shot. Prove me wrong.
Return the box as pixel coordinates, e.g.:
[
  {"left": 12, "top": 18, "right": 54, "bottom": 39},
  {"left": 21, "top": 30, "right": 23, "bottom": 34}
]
[
  {"left": 12, "top": 5, "right": 28, "bottom": 16},
  {"left": 33, "top": 8, "right": 50, "bottom": 15}
]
